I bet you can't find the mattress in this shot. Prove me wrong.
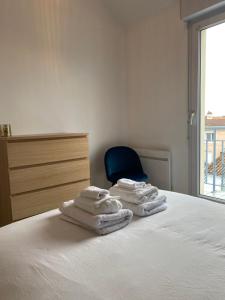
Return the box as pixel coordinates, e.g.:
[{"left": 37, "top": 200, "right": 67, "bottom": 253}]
[{"left": 1, "top": 191, "right": 225, "bottom": 300}]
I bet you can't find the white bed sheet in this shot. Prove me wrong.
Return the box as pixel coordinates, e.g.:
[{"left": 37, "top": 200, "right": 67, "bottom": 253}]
[{"left": 1, "top": 191, "right": 225, "bottom": 300}]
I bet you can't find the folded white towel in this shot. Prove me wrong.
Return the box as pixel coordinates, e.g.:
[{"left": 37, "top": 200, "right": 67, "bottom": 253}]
[
  {"left": 74, "top": 196, "right": 122, "bottom": 215},
  {"left": 110, "top": 184, "right": 158, "bottom": 204},
  {"left": 120, "top": 195, "right": 167, "bottom": 217},
  {"left": 80, "top": 186, "right": 109, "bottom": 200},
  {"left": 60, "top": 201, "right": 133, "bottom": 235},
  {"left": 61, "top": 214, "right": 132, "bottom": 235},
  {"left": 117, "top": 178, "right": 146, "bottom": 190},
  {"left": 140, "top": 203, "right": 167, "bottom": 217}
]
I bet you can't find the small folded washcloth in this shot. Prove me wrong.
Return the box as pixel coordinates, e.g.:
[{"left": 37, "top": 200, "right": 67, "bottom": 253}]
[
  {"left": 117, "top": 178, "right": 146, "bottom": 190},
  {"left": 120, "top": 195, "right": 167, "bottom": 217},
  {"left": 110, "top": 184, "right": 158, "bottom": 204},
  {"left": 60, "top": 201, "right": 133, "bottom": 235},
  {"left": 74, "top": 196, "right": 122, "bottom": 215},
  {"left": 80, "top": 186, "right": 109, "bottom": 200}
]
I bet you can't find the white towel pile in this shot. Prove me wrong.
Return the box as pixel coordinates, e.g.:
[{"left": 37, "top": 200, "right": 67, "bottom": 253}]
[
  {"left": 110, "top": 178, "right": 167, "bottom": 217},
  {"left": 60, "top": 186, "right": 133, "bottom": 235}
]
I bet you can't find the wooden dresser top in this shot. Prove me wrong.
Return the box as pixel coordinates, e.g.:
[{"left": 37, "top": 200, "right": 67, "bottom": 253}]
[{"left": 0, "top": 133, "right": 88, "bottom": 142}]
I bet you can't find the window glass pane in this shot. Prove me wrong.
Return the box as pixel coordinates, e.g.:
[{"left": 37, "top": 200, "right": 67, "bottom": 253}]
[{"left": 200, "top": 22, "right": 225, "bottom": 200}]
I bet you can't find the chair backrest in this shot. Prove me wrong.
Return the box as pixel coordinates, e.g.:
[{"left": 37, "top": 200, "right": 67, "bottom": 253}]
[{"left": 104, "top": 146, "right": 143, "bottom": 181}]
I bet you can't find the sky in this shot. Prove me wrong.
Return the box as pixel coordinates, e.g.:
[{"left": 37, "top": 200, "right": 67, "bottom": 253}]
[{"left": 204, "top": 22, "right": 225, "bottom": 116}]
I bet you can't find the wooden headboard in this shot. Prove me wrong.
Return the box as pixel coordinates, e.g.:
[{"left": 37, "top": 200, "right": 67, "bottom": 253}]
[{"left": 0, "top": 133, "right": 90, "bottom": 226}]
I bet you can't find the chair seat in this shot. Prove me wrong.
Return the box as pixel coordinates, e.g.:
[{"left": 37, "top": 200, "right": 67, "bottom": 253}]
[
  {"left": 110, "top": 171, "right": 148, "bottom": 185},
  {"left": 104, "top": 146, "right": 149, "bottom": 185}
]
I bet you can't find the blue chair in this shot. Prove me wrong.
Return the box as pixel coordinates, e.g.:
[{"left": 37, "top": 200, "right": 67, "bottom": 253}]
[{"left": 104, "top": 146, "right": 149, "bottom": 185}]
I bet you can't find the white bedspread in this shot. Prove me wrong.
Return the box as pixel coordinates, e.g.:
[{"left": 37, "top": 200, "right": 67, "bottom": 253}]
[{"left": 1, "top": 191, "right": 225, "bottom": 300}]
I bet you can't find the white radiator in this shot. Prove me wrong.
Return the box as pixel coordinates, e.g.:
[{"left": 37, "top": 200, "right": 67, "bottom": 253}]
[{"left": 134, "top": 148, "right": 172, "bottom": 191}]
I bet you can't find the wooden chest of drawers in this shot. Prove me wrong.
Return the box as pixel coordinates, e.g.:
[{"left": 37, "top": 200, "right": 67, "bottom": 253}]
[{"left": 0, "top": 133, "right": 90, "bottom": 226}]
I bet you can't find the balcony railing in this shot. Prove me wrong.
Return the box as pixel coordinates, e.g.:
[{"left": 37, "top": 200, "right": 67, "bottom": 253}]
[{"left": 205, "top": 139, "right": 225, "bottom": 193}]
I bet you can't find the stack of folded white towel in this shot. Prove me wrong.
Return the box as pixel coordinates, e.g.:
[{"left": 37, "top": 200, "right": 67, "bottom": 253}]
[
  {"left": 110, "top": 178, "right": 167, "bottom": 217},
  {"left": 60, "top": 186, "right": 133, "bottom": 235}
]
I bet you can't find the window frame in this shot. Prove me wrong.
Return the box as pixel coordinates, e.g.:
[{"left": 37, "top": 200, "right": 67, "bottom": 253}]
[{"left": 189, "top": 10, "right": 225, "bottom": 204}]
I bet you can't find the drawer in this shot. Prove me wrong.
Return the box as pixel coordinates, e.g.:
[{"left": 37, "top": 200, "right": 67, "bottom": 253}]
[
  {"left": 7, "top": 137, "right": 88, "bottom": 168},
  {"left": 11, "top": 180, "right": 90, "bottom": 221},
  {"left": 10, "top": 159, "right": 90, "bottom": 195}
]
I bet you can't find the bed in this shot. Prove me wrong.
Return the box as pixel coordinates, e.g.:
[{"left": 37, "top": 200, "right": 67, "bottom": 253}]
[{"left": 1, "top": 190, "right": 225, "bottom": 300}]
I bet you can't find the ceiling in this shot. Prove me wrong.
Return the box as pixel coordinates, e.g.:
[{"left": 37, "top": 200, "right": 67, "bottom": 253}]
[{"left": 104, "top": 0, "right": 177, "bottom": 25}]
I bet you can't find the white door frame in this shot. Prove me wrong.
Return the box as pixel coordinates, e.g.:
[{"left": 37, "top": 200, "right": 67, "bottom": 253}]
[{"left": 189, "top": 11, "right": 225, "bottom": 200}]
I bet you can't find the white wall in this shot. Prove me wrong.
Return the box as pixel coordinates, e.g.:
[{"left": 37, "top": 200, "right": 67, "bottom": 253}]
[
  {"left": 181, "top": 0, "right": 225, "bottom": 20},
  {"left": 126, "top": 1, "right": 189, "bottom": 193},
  {"left": 0, "top": 0, "right": 127, "bottom": 187},
  {"left": 0, "top": 0, "right": 193, "bottom": 193}
]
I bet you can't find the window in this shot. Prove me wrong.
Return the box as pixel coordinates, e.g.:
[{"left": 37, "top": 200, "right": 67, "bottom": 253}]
[
  {"left": 189, "top": 11, "right": 225, "bottom": 203},
  {"left": 205, "top": 132, "right": 215, "bottom": 141}
]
